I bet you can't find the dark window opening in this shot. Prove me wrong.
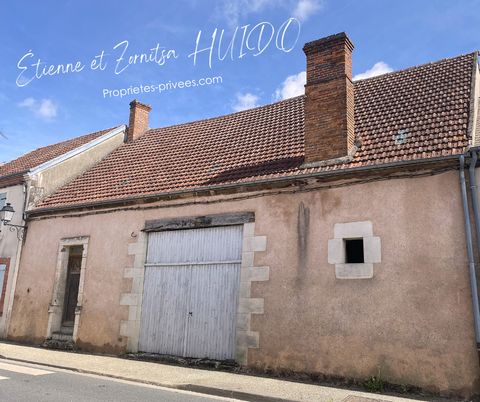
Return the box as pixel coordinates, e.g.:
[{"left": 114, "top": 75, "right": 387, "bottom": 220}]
[{"left": 345, "top": 239, "right": 364, "bottom": 263}]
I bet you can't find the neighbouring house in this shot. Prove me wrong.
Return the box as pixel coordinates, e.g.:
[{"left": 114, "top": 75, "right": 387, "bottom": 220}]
[
  {"left": 6, "top": 32, "right": 480, "bottom": 396},
  {"left": 0, "top": 125, "right": 126, "bottom": 338}
]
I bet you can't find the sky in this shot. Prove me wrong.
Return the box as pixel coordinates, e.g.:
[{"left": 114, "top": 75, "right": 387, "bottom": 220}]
[{"left": 1, "top": 0, "right": 480, "bottom": 162}]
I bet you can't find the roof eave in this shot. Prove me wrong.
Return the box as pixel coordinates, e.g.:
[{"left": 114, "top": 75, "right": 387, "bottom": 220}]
[
  {"left": 28, "top": 154, "right": 461, "bottom": 218},
  {"left": 0, "top": 171, "right": 28, "bottom": 189}
]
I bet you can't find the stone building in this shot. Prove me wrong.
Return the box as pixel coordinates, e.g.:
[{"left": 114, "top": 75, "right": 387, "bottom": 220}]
[{"left": 6, "top": 33, "right": 480, "bottom": 396}]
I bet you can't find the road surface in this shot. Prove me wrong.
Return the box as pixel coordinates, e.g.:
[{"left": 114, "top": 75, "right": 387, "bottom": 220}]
[{"left": 0, "top": 359, "right": 244, "bottom": 402}]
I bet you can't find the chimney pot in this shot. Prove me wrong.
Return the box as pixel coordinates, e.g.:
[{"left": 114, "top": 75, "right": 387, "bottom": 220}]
[
  {"left": 127, "top": 100, "right": 152, "bottom": 142},
  {"left": 302, "top": 32, "right": 355, "bottom": 164}
]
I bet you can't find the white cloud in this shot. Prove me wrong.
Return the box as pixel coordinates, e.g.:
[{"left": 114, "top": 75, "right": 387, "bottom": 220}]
[
  {"left": 274, "top": 71, "right": 306, "bottom": 101},
  {"left": 273, "top": 63, "right": 393, "bottom": 101},
  {"left": 37, "top": 99, "right": 58, "bottom": 120},
  {"left": 216, "top": 0, "right": 322, "bottom": 27},
  {"left": 233, "top": 92, "right": 260, "bottom": 111},
  {"left": 216, "top": 0, "right": 272, "bottom": 28},
  {"left": 18, "top": 97, "right": 58, "bottom": 120},
  {"left": 293, "top": 0, "right": 323, "bottom": 21},
  {"left": 19, "top": 97, "right": 35, "bottom": 108},
  {"left": 353, "top": 61, "right": 393, "bottom": 81}
]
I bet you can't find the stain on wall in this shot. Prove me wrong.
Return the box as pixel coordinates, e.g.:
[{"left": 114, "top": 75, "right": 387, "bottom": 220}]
[{"left": 297, "top": 202, "right": 310, "bottom": 286}]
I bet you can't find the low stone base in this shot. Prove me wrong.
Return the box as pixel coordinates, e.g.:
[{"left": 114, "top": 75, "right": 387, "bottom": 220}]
[
  {"left": 43, "top": 337, "right": 76, "bottom": 351},
  {"left": 124, "top": 352, "right": 239, "bottom": 371}
]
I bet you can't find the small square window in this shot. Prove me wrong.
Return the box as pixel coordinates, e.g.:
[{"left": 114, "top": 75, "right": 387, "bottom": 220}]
[{"left": 345, "top": 239, "right": 364, "bottom": 263}]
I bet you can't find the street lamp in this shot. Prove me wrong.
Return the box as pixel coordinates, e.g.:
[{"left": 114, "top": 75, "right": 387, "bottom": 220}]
[
  {"left": 0, "top": 202, "right": 26, "bottom": 240},
  {"left": 0, "top": 203, "right": 14, "bottom": 223}
]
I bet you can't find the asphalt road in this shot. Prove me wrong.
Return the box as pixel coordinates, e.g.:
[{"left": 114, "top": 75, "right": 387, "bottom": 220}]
[{"left": 0, "top": 359, "right": 244, "bottom": 402}]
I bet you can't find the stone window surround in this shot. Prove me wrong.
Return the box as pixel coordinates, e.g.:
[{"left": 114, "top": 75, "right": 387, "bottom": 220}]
[
  {"left": 120, "top": 215, "right": 269, "bottom": 365},
  {"left": 46, "top": 236, "right": 89, "bottom": 342},
  {"left": 328, "top": 221, "right": 381, "bottom": 279}
]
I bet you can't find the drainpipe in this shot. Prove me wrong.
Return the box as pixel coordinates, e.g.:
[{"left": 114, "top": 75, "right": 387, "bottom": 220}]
[
  {"left": 460, "top": 154, "right": 480, "bottom": 344},
  {"left": 469, "top": 151, "right": 480, "bottom": 252}
]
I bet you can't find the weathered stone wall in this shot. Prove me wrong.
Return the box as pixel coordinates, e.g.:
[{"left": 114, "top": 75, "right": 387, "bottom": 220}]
[{"left": 8, "top": 170, "right": 480, "bottom": 395}]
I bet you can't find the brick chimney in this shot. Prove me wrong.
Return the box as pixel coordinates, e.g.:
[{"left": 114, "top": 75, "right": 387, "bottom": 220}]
[
  {"left": 127, "top": 100, "right": 152, "bottom": 142},
  {"left": 302, "top": 32, "right": 355, "bottom": 165}
]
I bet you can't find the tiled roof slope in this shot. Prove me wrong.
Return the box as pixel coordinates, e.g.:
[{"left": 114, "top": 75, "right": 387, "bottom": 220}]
[
  {"left": 38, "top": 53, "right": 476, "bottom": 209},
  {"left": 0, "top": 128, "right": 115, "bottom": 180}
]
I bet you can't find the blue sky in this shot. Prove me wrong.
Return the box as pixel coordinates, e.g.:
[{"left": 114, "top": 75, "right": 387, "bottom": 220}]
[{"left": 1, "top": 0, "right": 480, "bottom": 162}]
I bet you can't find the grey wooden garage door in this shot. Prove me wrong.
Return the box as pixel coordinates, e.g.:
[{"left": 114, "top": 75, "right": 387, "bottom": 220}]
[{"left": 139, "top": 225, "right": 243, "bottom": 360}]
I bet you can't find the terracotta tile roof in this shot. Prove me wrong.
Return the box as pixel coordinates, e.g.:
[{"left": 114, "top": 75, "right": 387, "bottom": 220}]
[
  {"left": 38, "top": 52, "right": 477, "bottom": 209},
  {"left": 0, "top": 128, "right": 115, "bottom": 187}
]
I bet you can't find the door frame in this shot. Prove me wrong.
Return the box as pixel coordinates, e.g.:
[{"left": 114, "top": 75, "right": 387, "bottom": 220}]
[
  {"left": 46, "top": 236, "right": 89, "bottom": 342},
  {"left": 120, "top": 212, "right": 270, "bottom": 365}
]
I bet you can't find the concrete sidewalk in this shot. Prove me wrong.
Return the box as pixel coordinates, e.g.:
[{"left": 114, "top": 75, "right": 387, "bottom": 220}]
[{"left": 0, "top": 342, "right": 447, "bottom": 402}]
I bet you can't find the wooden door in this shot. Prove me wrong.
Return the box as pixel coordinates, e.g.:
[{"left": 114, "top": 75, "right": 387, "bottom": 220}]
[
  {"left": 139, "top": 226, "right": 242, "bottom": 360},
  {"left": 62, "top": 252, "right": 82, "bottom": 327}
]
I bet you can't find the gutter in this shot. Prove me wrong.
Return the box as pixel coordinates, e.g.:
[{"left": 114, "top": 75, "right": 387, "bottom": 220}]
[{"left": 27, "top": 154, "right": 460, "bottom": 217}]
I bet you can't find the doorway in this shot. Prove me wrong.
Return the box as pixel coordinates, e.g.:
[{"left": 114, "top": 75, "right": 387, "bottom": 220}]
[
  {"left": 139, "top": 226, "right": 243, "bottom": 360},
  {"left": 61, "top": 246, "right": 83, "bottom": 329},
  {"left": 46, "top": 237, "right": 89, "bottom": 343}
]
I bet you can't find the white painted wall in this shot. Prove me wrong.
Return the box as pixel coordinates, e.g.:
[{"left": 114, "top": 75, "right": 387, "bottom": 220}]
[
  {"left": 472, "top": 61, "right": 480, "bottom": 145},
  {"left": 26, "top": 126, "right": 125, "bottom": 207},
  {"left": 0, "top": 184, "right": 25, "bottom": 338}
]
